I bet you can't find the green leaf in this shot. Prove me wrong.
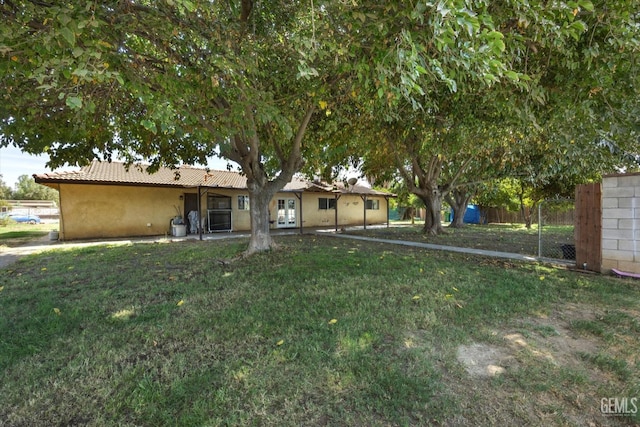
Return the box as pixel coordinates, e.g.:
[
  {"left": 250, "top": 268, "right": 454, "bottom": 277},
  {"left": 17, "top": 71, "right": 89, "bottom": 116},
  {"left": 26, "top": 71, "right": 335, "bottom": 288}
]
[
  {"left": 415, "top": 65, "right": 427, "bottom": 75},
  {"left": 505, "top": 70, "right": 520, "bottom": 81},
  {"left": 65, "top": 96, "right": 83, "bottom": 110},
  {"left": 578, "top": 0, "right": 594, "bottom": 11},
  {"left": 491, "top": 38, "right": 506, "bottom": 55},
  {"left": 72, "top": 68, "right": 89, "bottom": 78},
  {"left": 60, "top": 27, "right": 76, "bottom": 46},
  {"left": 184, "top": 1, "right": 196, "bottom": 12},
  {"left": 141, "top": 119, "right": 157, "bottom": 134},
  {"left": 353, "top": 12, "right": 366, "bottom": 23},
  {"left": 57, "top": 14, "right": 72, "bottom": 26},
  {"left": 567, "top": 21, "right": 587, "bottom": 41}
]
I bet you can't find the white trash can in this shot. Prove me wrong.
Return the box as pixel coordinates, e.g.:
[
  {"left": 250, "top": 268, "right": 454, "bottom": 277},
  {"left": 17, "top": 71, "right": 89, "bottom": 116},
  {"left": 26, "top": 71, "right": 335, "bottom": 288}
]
[{"left": 172, "top": 224, "right": 186, "bottom": 237}]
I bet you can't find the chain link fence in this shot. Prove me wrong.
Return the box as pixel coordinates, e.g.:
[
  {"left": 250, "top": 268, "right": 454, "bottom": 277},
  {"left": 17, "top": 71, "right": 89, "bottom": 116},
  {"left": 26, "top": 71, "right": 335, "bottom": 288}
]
[{"left": 536, "top": 198, "right": 575, "bottom": 260}]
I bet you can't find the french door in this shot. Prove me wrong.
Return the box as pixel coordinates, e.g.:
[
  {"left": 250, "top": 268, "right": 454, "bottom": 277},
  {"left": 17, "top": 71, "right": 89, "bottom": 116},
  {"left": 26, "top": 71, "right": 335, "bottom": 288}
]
[{"left": 276, "top": 198, "right": 296, "bottom": 228}]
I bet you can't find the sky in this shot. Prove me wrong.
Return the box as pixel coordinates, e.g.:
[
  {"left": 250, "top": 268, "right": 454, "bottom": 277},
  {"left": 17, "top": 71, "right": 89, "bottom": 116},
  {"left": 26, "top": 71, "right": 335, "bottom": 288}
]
[
  {"left": 0, "top": 146, "right": 60, "bottom": 189},
  {"left": 0, "top": 145, "right": 232, "bottom": 190}
]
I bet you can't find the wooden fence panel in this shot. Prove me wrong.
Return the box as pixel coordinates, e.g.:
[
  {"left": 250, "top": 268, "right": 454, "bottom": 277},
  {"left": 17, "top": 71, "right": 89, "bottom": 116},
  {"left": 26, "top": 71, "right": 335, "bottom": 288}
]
[{"left": 575, "top": 183, "right": 602, "bottom": 271}]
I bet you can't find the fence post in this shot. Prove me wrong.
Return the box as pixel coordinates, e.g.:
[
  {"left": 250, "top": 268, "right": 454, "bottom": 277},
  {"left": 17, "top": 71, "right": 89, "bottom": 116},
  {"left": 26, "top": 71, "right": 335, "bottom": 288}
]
[{"left": 538, "top": 203, "right": 542, "bottom": 257}]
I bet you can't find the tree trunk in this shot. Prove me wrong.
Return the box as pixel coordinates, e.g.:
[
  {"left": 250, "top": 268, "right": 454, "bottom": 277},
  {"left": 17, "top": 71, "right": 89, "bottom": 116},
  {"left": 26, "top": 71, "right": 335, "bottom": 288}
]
[
  {"left": 401, "top": 207, "right": 415, "bottom": 221},
  {"left": 446, "top": 188, "right": 473, "bottom": 228},
  {"left": 420, "top": 192, "right": 445, "bottom": 235},
  {"left": 220, "top": 105, "right": 315, "bottom": 255},
  {"left": 518, "top": 194, "right": 532, "bottom": 229},
  {"left": 449, "top": 204, "right": 467, "bottom": 228},
  {"left": 246, "top": 187, "right": 276, "bottom": 254}
]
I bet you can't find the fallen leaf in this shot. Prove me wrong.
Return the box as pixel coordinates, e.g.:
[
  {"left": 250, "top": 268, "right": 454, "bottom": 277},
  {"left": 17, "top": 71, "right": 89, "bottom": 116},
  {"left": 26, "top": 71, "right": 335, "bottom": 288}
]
[
  {"left": 276, "top": 340, "right": 284, "bottom": 346},
  {"left": 328, "top": 319, "right": 338, "bottom": 325},
  {"left": 412, "top": 295, "right": 421, "bottom": 301},
  {"left": 177, "top": 300, "right": 184, "bottom": 306},
  {"left": 53, "top": 308, "right": 61, "bottom": 315}
]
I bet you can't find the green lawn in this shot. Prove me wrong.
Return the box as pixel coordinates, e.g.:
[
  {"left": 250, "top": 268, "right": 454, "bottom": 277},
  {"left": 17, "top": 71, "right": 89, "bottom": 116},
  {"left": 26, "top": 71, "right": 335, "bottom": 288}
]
[
  {"left": 1, "top": 235, "right": 638, "bottom": 426},
  {"left": 353, "top": 222, "right": 575, "bottom": 258},
  {"left": 0, "top": 220, "right": 58, "bottom": 247}
]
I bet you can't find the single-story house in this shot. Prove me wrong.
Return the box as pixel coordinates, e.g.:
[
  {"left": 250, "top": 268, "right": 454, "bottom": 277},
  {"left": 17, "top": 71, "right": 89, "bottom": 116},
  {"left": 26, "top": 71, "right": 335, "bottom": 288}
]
[{"left": 34, "top": 161, "right": 394, "bottom": 241}]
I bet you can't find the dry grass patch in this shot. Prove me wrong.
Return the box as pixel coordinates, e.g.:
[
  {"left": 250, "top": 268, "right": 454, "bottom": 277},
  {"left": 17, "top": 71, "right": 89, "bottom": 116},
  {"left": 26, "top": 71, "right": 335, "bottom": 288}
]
[{"left": 422, "top": 302, "right": 638, "bottom": 425}]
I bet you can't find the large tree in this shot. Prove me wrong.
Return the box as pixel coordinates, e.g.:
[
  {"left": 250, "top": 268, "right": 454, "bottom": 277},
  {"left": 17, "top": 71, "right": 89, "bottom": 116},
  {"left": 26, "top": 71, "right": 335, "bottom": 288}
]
[
  {"left": 0, "top": 176, "right": 11, "bottom": 200},
  {"left": 384, "top": 111, "right": 511, "bottom": 235},
  {"left": 496, "top": 0, "right": 640, "bottom": 177},
  {"left": 356, "top": 0, "right": 638, "bottom": 235},
  {"left": 0, "top": 0, "right": 354, "bottom": 253},
  {"left": 12, "top": 174, "right": 59, "bottom": 201},
  {"left": 2, "top": 1, "right": 637, "bottom": 250}
]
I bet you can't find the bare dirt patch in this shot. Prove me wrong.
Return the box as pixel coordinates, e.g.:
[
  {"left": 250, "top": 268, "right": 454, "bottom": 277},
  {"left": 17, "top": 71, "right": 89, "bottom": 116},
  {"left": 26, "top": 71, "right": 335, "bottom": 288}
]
[
  {"left": 444, "top": 303, "right": 635, "bottom": 426},
  {"left": 456, "top": 343, "right": 514, "bottom": 378},
  {"left": 457, "top": 303, "right": 601, "bottom": 378}
]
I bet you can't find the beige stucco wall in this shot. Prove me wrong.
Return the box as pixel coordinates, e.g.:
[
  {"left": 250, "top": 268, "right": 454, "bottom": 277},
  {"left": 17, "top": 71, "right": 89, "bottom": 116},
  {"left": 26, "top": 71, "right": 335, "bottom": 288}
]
[
  {"left": 298, "top": 193, "right": 388, "bottom": 228},
  {"left": 58, "top": 183, "right": 390, "bottom": 240},
  {"left": 59, "top": 184, "right": 194, "bottom": 240},
  {"left": 601, "top": 174, "right": 640, "bottom": 274}
]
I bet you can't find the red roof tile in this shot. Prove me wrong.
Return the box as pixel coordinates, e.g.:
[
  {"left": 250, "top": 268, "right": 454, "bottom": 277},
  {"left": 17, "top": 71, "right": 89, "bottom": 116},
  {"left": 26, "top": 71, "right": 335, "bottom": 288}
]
[{"left": 34, "top": 161, "right": 393, "bottom": 196}]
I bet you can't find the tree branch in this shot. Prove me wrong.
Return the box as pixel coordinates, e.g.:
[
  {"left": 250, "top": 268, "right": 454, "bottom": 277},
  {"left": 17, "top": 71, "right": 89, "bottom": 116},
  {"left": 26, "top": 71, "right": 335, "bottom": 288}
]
[{"left": 272, "top": 104, "right": 316, "bottom": 189}]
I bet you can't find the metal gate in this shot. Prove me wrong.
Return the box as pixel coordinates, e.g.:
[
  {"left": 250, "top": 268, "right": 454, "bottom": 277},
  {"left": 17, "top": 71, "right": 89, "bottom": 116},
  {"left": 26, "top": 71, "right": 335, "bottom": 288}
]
[{"left": 537, "top": 198, "right": 576, "bottom": 261}]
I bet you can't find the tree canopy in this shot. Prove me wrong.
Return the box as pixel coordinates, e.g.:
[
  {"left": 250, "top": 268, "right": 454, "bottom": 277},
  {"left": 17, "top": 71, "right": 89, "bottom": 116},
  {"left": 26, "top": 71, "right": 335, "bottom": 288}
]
[
  {"left": 0, "top": 176, "right": 11, "bottom": 200},
  {"left": 1, "top": 1, "right": 638, "bottom": 245},
  {"left": 12, "top": 174, "right": 59, "bottom": 201},
  {"left": 347, "top": 1, "right": 639, "bottom": 232},
  {"left": 1, "top": 0, "right": 348, "bottom": 251}
]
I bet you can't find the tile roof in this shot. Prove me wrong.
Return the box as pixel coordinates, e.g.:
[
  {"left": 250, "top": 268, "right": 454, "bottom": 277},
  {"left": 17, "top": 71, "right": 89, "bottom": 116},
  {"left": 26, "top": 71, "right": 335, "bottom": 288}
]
[{"left": 34, "top": 161, "right": 394, "bottom": 196}]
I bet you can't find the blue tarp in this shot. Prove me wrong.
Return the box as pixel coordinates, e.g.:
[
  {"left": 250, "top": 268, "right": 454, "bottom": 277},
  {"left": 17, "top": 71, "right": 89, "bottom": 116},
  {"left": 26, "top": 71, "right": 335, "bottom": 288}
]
[{"left": 463, "top": 204, "right": 481, "bottom": 224}]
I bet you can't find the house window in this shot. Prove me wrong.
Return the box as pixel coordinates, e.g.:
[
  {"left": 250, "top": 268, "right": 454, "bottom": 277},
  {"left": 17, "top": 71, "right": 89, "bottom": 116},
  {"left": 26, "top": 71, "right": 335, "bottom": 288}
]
[
  {"left": 366, "top": 199, "right": 380, "bottom": 210},
  {"left": 238, "top": 195, "right": 250, "bottom": 211},
  {"left": 208, "top": 195, "right": 231, "bottom": 210},
  {"left": 318, "top": 197, "right": 336, "bottom": 210}
]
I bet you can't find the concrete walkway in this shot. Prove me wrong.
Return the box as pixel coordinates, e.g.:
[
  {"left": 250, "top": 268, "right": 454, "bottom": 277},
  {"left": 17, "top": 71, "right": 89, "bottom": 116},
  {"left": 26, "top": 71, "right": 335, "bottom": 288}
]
[
  {"left": 315, "top": 231, "right": 575, "bottom": 267},
  {"left": 0, "top": 227, "right": 574, "bottom": 269}
]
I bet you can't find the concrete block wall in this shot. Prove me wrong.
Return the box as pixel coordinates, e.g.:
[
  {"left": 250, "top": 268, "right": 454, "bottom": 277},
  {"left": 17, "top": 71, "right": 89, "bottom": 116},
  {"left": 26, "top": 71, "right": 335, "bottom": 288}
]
[{"left": 601, "top": 173, "right": 640, "bottom": 274}]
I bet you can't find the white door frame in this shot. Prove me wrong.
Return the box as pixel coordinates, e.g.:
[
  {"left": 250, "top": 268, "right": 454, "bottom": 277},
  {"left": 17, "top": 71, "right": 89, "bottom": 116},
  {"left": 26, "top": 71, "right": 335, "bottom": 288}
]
[{"left": 276, "top": 198, "right": 297, "bottom": 228}]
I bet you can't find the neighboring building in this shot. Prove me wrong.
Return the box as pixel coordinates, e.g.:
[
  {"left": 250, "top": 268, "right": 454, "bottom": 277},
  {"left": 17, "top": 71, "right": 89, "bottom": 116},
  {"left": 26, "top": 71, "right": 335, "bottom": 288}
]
[
  {"left": 34, "top": 161, "right": 394, "bottom": 240},
  {"left": 1, "top": 200, "right": 59, "bottom": 219}
]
